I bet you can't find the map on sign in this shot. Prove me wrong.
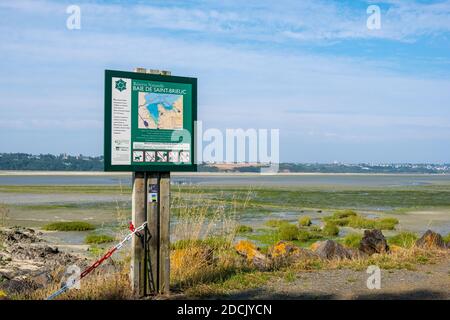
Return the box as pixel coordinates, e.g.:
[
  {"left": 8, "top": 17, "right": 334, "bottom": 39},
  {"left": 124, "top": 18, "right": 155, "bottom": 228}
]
[{"left": 138, "top": 92, "right": 183, "bottom": 130}]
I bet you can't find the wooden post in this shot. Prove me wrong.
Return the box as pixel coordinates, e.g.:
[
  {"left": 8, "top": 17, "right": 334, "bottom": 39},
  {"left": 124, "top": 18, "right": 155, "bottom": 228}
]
[
  {"left": 146, "top": 173, "right": 159, "bottom": 293},
  {"left": 131, "top": 171, "right": 146, "bottom": 296},
  {"left": 131, "top": 67, "right": 171, "bottom": 296},
  {"left": 159, "top": 172, "right": 170, "bottom": 294}
]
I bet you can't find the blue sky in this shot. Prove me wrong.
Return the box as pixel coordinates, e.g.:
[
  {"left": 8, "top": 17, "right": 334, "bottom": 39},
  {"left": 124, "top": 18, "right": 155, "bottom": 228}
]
[{"left": 1, "top": 0, "right": 450, "bottom": 163}]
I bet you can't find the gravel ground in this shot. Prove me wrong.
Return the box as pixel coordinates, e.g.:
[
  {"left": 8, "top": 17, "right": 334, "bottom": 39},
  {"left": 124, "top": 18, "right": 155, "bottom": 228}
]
[{"left": 217, "top": 259, "right": 450, "bottom": 300}]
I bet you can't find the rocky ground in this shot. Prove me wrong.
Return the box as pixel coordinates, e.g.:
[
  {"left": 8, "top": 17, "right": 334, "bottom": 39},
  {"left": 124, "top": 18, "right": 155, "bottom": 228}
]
[
  {"left": 0, "top": 227, "right": 87, "bottom": 296},
  {"left": 1, "top": 227, "right": 448, "bottom": 300}
]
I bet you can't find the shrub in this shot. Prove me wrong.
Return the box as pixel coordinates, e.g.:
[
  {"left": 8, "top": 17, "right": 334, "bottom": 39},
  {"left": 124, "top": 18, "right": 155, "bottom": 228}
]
[
  {"left": 85, "top": 234, "right": 115, "bottom": 244},
  {"left": 235, "top": 225, "right": 253, "bottom": 234},
  {"left": 342, "top": 233, "right": 363, "bottom": 248},
  {"left": 329, "top": 215, "right": 399, "bottom": 230},
  {"left": 346, "top": 216, "right": 376, "bottom": 229},
  {"left": 322, "top": 222, "right": 339, "bottom": 237},
  {"left": 298, "top": 216, "right": 312, "bottom": 227},
  {"left": 278, "top": 224, "right": 299, "bottom": 241},
  {"left": 310, "top": 225, "right": 321, "bottom": 232},
  {"left": 444, "top": 233, "right": 450, "bottom": 244},
  {"left": 171, "top": 237, "right": 230, "bottom": 251},
  {"left": 388, "top": 232, "right": 418, "bottom": 248},
  {"left": 265, "top": 219, "right": 290, "bottom": 228},
  {"left": 323, "top": 210, "right": 399, "bottom": 231},
  {"left": 297, "top": 229, "right": 323, "bottom": 242},
  {"left": 347, "top": 216, "right": 399, "bottom": 230},
  {"left": 376, "top": 218, "right": 399, "bottom": 230},
  {"left": 297, "top": 230, "right": 312, "bottom": 242},
  {"left": 43, "top": 221, "right": 95, "bottom": 231},
  {"left": 325, "top": 217, "right": 351, "bottom": 226},
  {"left": 323, "top": 210, "right": 353, "bottom": 226},
  {"left": 87, "top": 245, "right": 104, "bottom": 256},
  {"left": 333, "top": 209, "right": 358, "bottom": 219}
]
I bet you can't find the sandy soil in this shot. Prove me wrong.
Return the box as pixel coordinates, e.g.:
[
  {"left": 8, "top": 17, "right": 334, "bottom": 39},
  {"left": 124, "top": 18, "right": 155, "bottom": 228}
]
[{"left": 395, "top": 210, "right": 450, "bottom": 235}]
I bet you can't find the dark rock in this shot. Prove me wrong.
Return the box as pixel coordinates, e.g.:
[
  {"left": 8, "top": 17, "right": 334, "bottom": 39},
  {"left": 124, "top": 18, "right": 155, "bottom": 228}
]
[
  {"left": 0, "top": 227, "right": 87, "bottom": 296},
  {"left": 4, "top": 228, "right": 40, "bottom": 244},
  {"left": 415, "top": 230, "right": 446, "bottom": 249},
  {"left": 314, "top": 240, "right": 352, "bottom": 260},
  {"left": 359, "top": 229, "right": 389, "bottom": 255},
  {"left": 41, "top": 246, "right": 59, "bottom": 256}
]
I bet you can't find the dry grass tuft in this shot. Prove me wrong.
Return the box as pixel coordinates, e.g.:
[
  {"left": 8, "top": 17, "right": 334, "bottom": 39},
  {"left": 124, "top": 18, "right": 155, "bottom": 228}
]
[
  {"left": 15, "top": 261, "right": 133, "bottom": 300},
  {"left": 317, "top": 246, "right": 447, "bottom": 271},
  {"left": 169, "top": 187, "right": 252, "bottom": 290},
  {"left": 0, "top": 203, "right": 9, "bottom": 227}
]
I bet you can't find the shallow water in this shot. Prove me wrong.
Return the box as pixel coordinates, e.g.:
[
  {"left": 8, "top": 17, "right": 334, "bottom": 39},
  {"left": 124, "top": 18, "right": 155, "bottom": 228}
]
[
  {"left": 0, "top": 193, "right": 130, "bottom": 205},
  {"left": 1, "top": 173, "right": 450, "bottom": 187}
]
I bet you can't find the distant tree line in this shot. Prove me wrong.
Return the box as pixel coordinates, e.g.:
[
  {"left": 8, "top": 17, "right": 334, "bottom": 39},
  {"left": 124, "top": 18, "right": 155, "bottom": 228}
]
[
  {"left": 278, "top": 163, "right": 450, "bottom": 174},
  {"left": 0, "top": 153, "right": 103, "bottom": 171},
  {"left": 202, "top": 163, "right": 450, "bottom": 174},
  {"left": 0, "top": 153, "right": 448, "bottom": 173}
]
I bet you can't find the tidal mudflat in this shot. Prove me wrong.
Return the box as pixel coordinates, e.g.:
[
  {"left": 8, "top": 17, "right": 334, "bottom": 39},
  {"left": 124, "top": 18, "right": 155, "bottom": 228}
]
[{"left": 0, "top": 173, "right": 449, "bottom": 249}]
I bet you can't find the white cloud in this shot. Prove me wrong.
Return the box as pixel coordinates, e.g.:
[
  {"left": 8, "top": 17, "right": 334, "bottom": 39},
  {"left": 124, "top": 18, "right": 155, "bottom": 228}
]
[{"left": 2, "top": 0, "right": 450, "bottom": 43}]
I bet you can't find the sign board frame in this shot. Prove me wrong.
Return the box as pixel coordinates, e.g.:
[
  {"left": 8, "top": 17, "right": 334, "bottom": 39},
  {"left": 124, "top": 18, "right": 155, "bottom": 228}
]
[{"left": 104, "top": 69, "right": 197, "bottom": 172}]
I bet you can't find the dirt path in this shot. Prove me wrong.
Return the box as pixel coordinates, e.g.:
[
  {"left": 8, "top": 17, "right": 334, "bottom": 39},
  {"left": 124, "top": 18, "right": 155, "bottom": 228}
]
[{"left": 213, "top": 259, "right": 450, "bottom": 300}]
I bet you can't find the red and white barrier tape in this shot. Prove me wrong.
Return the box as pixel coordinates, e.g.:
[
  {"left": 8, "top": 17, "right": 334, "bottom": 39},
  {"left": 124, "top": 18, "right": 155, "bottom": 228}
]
[{"left": 46, "top": 221, "right": 147, "bottom": 300}]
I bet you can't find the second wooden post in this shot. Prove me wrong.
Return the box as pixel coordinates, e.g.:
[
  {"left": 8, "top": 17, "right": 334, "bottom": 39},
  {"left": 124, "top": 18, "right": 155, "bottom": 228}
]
[{"left": 145, "top": 172, "right": 170, "bottom": 294}]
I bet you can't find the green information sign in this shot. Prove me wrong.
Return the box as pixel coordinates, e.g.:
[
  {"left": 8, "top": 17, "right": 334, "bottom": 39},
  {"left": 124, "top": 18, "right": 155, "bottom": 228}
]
[{"left": 104, "top": 70, "right": 197, "bottom": 172}]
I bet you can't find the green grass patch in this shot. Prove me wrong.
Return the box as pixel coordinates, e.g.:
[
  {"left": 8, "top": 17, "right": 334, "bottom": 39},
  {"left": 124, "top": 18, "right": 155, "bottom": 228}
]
[
  {"left": 443, "top": 233, "right": 450, "bottom": 244},
  {"left": 388, "top": 232, "right": 418, "bottom": 248},
  {"left": 298, "top": 216, "right": 312, "bottom": 227},
  {"left": 340, "top": 233, "right": 363, "bottom": 248},
  {"left": 297, "top": 229, "right": 323, "bottom": 242},
  {"left": 283, "top": 271, "right": 297, "bottom": 283},
  {"left": 322, "top": 222, "right": 339, "bottom": 236},
  {"left": 85, "top": 234, "right": 115, "bottom": 244},
  {"left": 247, "top": 224, "right": 325, "bottom": 248},
  {"left": 332, "top": 209, "right": 358, "bottom": 219},
  {"left": 264, "top": 219, "right": 290, "bottom": 228},
  {"left": 43, "top": 221, "right": 95, "bottom": 231},
  {"left": 278, "top": 224, "right": 299, "bottom": 241},
  {"left": 323, "top": 211, "right": 399, "bottom": 230},
  {"left": 235, "top": 225, "right": 253, "bottom": 234},
  {"left": 348, "top": 216, "right": 398, "bottom": 230},
  {"left": 87, "top": 245, "right": 104, "bottom": 256},
  {"left": 171, "top": 237, "right": 231, "bottom": 251},
  {"left": 247, "top": 229, "right": 281, "bottom": 248}
]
